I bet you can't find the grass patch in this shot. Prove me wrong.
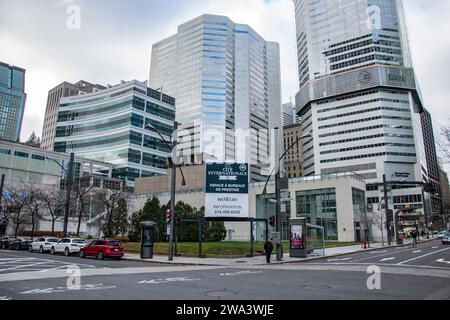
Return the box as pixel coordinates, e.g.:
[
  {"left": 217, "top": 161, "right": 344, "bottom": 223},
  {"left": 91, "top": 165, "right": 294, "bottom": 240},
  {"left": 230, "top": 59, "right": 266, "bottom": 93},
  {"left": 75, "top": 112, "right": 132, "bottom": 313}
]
[{"left": 124, "top": 241, "right": 359, "bottom": 256}]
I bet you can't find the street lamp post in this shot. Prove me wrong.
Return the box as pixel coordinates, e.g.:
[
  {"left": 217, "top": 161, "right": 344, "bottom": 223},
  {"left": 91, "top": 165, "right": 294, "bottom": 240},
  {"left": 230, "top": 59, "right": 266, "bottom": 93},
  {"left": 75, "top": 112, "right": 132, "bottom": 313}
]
[
  {"left": 145, "top": 122, "right": 186, "bottom": 261},
  {"left": 262, "top": 130, "right": 312, "bottom": 261},
  {"left": 47, "top": 153, "right": 75, "bottom": 238}
]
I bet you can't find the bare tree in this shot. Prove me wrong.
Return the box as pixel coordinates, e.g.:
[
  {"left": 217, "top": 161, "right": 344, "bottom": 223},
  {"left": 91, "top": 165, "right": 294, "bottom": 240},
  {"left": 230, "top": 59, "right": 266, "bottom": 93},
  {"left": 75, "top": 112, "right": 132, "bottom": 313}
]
[
  {"left": 23, "top": 185, "right": 44, "bottom": 240},
  {"left": 41, "top": 188, "right": 64, "bottom": 236},
  {"left": 98, "top": 189, "right": 129, "bottom": 238},
  {"left": 436, "top": 127, "right": 450, "bottom": 164},
  {"left": 367, "top": 210, "right": 385, "bottom": 245},
  {"left": 72, "top": 178, "right": 95, "bottom": 237},
  {"left": 5, "top": 185, "right": 31, "bottom": 237}
]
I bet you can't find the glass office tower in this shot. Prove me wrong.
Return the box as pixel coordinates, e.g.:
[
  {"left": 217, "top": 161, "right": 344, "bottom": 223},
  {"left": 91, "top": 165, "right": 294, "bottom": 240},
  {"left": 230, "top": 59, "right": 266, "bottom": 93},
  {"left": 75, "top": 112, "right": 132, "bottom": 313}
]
[
  {"left": 54, "top": 80, "right": 175, "bottom": 189},
  {"left": 150, "top": 14, "right": 282, "bottom": 182},
  {"left": 293, "top": 0, "right": 439, "bottom": 236},
  {"left": 0, "top": 62, "right": 26, "bottom": 142}
]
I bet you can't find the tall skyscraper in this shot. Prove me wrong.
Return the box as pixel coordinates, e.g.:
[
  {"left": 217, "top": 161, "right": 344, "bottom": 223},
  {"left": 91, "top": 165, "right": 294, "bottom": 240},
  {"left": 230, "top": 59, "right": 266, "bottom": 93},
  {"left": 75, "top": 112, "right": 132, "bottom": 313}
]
[
  {"left": 0, "top": 62, "right": 26, "bottom": 142},
  {"left": 149, "top": 14, "right": 282, "bottom": 182},
  {"left": 41, "top": 81, "right": 106, "bottom": 150},
  {"left": 53, "top": 80, "right": 175, "bottom": 189},
  {"left": 282, "top": 102, "right": 301, "bottom": 127},
  {"left": 293, "top": 1, "right": 437, "bottom": 218}
]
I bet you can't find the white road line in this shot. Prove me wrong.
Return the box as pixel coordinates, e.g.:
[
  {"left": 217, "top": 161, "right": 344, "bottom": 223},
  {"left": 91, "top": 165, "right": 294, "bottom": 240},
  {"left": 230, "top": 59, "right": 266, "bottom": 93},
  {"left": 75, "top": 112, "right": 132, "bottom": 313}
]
[
  {"left": 436, "top": 259, "right": 450, "bottom": 265},
  {"left": 432, "top": 246, "right": 439, "bottom": 249},
  {"left": 380, "top": 257, "right": 395, "bottom": 262},
  {"left": 370, "top": 251, "right": 388, "bottom": 254},
  {"left": 0, "top": 261, "right": 53, "bottom": 272},
  {"left": 413, "top": 250, "right": 422, "bottom": 253},
  {"left": 0, "top": 258, "right": 36, "bottom": 265},
  {"left": 327, "top": 258, "right": 353, "bottom": 262},
  {"left": 397, "top": 247, "right": 450, "bottom": 265}
]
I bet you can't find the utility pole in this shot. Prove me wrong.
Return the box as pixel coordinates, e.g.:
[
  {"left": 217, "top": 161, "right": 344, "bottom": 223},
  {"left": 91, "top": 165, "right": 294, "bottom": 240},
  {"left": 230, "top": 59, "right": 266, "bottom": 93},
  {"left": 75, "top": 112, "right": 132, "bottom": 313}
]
[
  {"left": 168, "top": 122, "right": 178, "bottom": 261},
  {"left": 63, "top": 152, "right": 75, "bottom": 237},
  {"left": 0, "top": 174, "right": 5, "bottom": 236},
  {"left": 421, "top": 187, "right": 430, "bottom": 239},
  {"left": 383, "top": 174, "right": 392, "bottom": 246},
  {"left": 0, "top": 174, "right": 5, "bottom": 205}
]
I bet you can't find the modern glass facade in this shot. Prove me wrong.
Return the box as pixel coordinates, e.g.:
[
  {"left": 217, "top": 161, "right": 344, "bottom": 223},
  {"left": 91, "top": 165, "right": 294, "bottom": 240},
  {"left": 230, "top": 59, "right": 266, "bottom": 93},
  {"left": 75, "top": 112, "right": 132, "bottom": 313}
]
[
  {"left": 296, "top": 188, "right": 337, "bottom": 240},
  {"left": 150, "top": 14, "right": 282, "bottom": 182},
  {"left": 41, "top": 81, "right": 106, "bottom": 151},
  {"left": 0, "top": 62, "right": 26, "bottom": 142},
  {"left": 294, "top": 0, "right": 433, "bottom": 216},
  {"left": 256, "top": 193, "right": 291, "bottom": 241},
  {"left": 54, "top": 80, "right": 175, "bottom": 188}
]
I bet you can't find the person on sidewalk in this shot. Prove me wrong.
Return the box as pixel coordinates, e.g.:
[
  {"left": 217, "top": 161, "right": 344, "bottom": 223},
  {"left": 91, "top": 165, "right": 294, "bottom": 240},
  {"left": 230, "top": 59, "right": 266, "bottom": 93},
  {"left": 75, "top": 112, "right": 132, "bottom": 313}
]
[
  {"left": 264, "top": 240, "right": 274, "bottom": 264},
  {"left": 411, "top": 229, "right": 418, "bottom": 248}
]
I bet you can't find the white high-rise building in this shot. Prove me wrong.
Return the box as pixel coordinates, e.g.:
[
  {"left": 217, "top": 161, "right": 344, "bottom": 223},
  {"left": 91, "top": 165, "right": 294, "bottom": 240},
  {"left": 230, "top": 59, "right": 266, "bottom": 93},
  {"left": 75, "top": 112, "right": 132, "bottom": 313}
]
[
  {"left": 293, "top": 0, "right": 433, "bottom": 240},
  {"left": 150, "top": 14, "right": 282, "bottom": 182}
]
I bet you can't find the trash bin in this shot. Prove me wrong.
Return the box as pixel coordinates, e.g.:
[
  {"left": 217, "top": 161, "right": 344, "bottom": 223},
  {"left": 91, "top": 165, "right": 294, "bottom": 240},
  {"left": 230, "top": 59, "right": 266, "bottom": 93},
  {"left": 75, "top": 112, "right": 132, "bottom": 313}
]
[{"left": 140, "top": 221, "right": 156, "bottom": 259}]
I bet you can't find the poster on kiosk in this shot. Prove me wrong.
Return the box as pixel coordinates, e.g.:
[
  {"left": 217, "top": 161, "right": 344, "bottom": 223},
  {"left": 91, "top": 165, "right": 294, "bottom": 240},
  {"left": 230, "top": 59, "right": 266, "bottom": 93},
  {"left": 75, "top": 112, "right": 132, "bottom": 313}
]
[{"left": 205, "top": 163, "right": 249, "bottom": 219}]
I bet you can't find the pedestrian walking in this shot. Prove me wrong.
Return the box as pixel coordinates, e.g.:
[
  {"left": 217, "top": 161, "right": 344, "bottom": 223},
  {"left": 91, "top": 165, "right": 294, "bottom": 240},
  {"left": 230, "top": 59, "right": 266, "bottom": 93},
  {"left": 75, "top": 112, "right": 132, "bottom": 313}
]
[
  {"left": 264, "top": 240, "right": 274, "bottom": 264},
  {"left": 411, "top": 230, "right": 418, "bottom": 248}
]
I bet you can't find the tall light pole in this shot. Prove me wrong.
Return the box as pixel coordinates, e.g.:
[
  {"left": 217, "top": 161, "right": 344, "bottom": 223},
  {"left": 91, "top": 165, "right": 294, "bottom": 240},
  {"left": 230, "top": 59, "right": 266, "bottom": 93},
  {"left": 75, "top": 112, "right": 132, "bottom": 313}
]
[
  {"left": 262, "top": 130, "right": 312, "bottom": 261},
  {"left": 48, "top": 153, "right": 75, "bottom": 237},
  {"left": 145, "top": 122, "right": 186, "bottom": 261}
]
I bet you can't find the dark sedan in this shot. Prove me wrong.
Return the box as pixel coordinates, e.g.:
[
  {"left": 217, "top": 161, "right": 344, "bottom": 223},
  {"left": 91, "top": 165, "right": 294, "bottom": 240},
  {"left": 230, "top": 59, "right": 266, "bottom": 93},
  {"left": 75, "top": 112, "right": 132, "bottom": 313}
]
[
  {"left": 9, "top": 238, "right": 33, "bottom": 251},
  {"left": 0, "top": 237, "right": 17, "bottom": 250}
]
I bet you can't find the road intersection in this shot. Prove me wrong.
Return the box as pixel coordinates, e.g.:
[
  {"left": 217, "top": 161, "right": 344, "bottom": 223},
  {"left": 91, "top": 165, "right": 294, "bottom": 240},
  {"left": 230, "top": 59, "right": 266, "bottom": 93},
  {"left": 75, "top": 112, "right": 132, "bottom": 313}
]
[{"left": 0, "top": 240, "right": 448, "bottom": 300}]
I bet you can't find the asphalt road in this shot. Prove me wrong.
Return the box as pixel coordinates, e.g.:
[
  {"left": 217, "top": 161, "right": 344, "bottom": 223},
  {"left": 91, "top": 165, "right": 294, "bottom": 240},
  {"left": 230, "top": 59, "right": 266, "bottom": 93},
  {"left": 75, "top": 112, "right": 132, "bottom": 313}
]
[
  {"left": 307, "top": 239, "right": 450, "bottom": 269},
  {"left": 0, "top": 240, "right": 449, "bottom": 300}
]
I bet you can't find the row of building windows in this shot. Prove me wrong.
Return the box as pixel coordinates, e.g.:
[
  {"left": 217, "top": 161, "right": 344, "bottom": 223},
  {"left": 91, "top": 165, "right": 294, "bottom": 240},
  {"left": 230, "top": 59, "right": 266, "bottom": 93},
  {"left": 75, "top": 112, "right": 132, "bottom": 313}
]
[
  {"left": 316, "top": 89, "right": 408, "bottom": 108},
  {"left": 320, "top": 142, "right": 415, "bottom": 155},
  {"left": 393, "top": 195, "right": 422, "bottom": 204},
  {"left": 320, "top": 152, "right": 417, "bottom": 164},
  {"left": 319, "top": 124, "right": 413, "bottom": 138},
  {"left": 331, "top": 54, "right": 403, "bottom": 71},
  {"left": 321, "top": 163, "right": 377, "bottom": 175},
  {"left": 319, "top": 115, "right": 411, "bottom": 130},
  {"left": 329, "top": 46, "right": 402, "bottom": 64},
  {"left": 319, "top": 133, "right": 414, "bottom": 147},
  {"left": 318, "top": 106, "right": 410, "bottom": 122}
]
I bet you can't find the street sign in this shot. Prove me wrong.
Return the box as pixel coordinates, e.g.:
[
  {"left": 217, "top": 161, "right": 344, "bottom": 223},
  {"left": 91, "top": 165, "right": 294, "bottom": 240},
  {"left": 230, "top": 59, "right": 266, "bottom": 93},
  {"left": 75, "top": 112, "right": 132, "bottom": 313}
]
[{"left": 205, "top": 163, "right": 249, "bottom": 219}]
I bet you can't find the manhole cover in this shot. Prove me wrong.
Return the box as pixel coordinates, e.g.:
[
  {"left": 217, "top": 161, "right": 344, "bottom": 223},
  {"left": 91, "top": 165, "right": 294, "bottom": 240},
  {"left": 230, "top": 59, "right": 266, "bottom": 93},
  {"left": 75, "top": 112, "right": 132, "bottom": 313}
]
[
  {"left": 205, "top": 291, "right": 235, "bottom": 297},
  {"left": 301, "top": 284, "right": 332, "bottom": 291}
]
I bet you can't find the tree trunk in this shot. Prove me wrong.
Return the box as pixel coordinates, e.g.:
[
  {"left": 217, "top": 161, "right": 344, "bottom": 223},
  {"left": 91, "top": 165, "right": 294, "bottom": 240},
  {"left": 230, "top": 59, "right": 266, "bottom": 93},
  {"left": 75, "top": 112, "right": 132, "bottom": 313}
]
[
  {"left": 14, "top": 213, "right": 20, "bottom": 237},
  {"left": 77, "top": 209, "right": 83, "bottom": 237},
  {"left": 51, "top": 216, "right": 57, "bottom": 236},
  {"left": 31, "top": 212, "right": 35, "bottom": 241}
]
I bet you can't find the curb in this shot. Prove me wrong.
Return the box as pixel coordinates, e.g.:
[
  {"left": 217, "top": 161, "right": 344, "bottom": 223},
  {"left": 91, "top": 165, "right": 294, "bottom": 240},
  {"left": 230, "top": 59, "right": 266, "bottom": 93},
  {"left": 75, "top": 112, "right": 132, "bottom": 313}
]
[
  {"left": 286, "top": 237, "right": 439, "bottom": 264},
  {"left": 122, "top": 238, "right": 439, "bottom": 267}
]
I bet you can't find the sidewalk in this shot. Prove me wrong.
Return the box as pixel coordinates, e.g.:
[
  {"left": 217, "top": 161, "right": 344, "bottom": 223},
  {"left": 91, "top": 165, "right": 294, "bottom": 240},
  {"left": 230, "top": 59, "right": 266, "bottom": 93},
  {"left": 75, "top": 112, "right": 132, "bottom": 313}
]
[{"left": 123, "top": 237, "right": 438, "bottom": 266}]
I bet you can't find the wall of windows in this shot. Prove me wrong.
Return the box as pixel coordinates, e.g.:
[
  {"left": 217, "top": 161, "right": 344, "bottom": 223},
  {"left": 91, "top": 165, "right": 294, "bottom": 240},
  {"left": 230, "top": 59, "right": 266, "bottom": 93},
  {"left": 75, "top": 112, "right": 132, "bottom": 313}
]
[
  {"left": 296, "top": 188, "right": 337, "bottom": 240},
  {"left": 256, "top": 194, "right": 290, "bottom": 241}
]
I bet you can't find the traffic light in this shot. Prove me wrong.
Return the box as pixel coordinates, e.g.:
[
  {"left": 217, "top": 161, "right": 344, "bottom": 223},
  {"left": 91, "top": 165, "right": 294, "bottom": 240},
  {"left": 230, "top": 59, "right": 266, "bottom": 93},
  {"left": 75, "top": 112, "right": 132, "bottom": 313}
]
[
  {"left": 269, "top": 216, "right": 275, "bottom": 228},
  {"left": 165, "top": 210, "right": 172, "bottom": 224}
]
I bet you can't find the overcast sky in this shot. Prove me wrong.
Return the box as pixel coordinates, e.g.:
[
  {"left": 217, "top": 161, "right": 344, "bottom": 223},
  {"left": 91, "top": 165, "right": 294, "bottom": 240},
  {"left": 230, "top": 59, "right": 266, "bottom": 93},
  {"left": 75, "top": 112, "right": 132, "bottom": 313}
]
[{"left": 1, "top": 0, "right": 449, "bottom": 169}]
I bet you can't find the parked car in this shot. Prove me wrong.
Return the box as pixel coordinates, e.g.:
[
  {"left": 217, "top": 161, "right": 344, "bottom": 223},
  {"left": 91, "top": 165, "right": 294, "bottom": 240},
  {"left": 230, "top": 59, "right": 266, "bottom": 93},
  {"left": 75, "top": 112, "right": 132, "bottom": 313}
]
[
  {"left": 50, "top": 238, "right": 87, "bottom": 256},
  {"left": 29, "top": 237, "right": 59, "bottom": 253},
  {"left": 9, "top": 238, "right": 33, "bottom": 251},
  {"left": 79, "top": 239, "right": 124, "bottom": 260},
  {"left": 437, "top": 231, "right": 450, "bottom": 239},
  {"left": 0, "top": 237, "right": 17, "bottom": 250},
  {"left": 442, "top": 233, "right": 450, "bottom": 245}
]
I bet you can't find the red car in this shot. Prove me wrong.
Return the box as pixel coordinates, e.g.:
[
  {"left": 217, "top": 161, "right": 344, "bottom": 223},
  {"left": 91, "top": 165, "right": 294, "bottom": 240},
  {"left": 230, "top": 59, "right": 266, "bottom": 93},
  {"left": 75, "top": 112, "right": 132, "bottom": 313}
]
[{"left": 79, "top": 239, "right": 124, "bottom": 260}]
